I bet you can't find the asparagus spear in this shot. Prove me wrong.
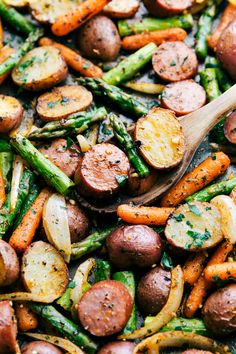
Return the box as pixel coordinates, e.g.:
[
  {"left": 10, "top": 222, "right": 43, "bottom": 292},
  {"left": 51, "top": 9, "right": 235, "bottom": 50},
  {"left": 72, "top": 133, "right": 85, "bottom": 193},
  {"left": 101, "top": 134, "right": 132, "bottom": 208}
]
[
  {"left": 95, "top": 260, "right": 111, "bottom": 282},
  {"left": 210, "top": 117, "right": 228, "bottom": 145},
  {"left": 57, "top": 280, "right": 74, "bottom": 311},
  {"left": 28, "top": 107, "right": 107, "bottom": 140},
  {"left": 103, "top": 43, "right": 157, "bottom": 86},
  {"left": 10, "top": 134, "right": 74, "bottom": 195},
  {"left": 144, "top": 317, "right": 209, "bottom": 336},
  {"left": 118, "top": 14, "right": 194, "bottom": 37},
  {"left": 71, "top": 224, "right": 117, "bottom": 260},
  {"left": 0, "top": 0, "right": 35, "bottom": 35},
  {"left": 195, "top": 0, "right": 223, "bottom": 60},
  {"left": 186, "top": 177, "right": 236, "bottom": 203},
  {"left": 0, "top": 28, "right": 44, "bottom": 76},
  {"left": 206, "top": 57, "right": 233, "bottom": 92},
  {"left": 110, "top": 114, "right": 150, "bottom": 178},
  {"left": 112, "top": 271, "right": 136, "bottom": 334},
  {"left": 77, "top": 78, "right": 148, "bottom": 118},
  {"left": 0, "top": 151, "right": 13, "bottom": 193},
  {"left": 0, "top": 140, "right": 12, "bottom": 153},
  {"left": 200, "top": 68, "right": 221, "bottom": 102},
  {"left": 30, "top": 303, "right": 98, "bottom": 354}
]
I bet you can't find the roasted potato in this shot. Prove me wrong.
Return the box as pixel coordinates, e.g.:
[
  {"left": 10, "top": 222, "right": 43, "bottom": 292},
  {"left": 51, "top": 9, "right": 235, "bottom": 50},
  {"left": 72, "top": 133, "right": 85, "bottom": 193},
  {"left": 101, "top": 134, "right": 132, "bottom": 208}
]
[
  {"left": 22, "top": 341, "right": 63, "bottom": 354},
  {"left": 103, "top": 0, "right": 140, "bottom": 18},
  {"left": 66, "top": 202, "right": 90, "bottom": 243},
  {"left": 77, "top": 15, "right": 121, "bottom": 62},
  {"left": 3, "top": 0, "right": 27, "bottom": 6},
  {"left": 0, "top": 95, "right": 24, "bottom": 133},
  {"left": 0, "top": 240, "right": 19, "bottom": 287},
  {"left": 12, "top": 46, "right": 68, "bottom": 91}
]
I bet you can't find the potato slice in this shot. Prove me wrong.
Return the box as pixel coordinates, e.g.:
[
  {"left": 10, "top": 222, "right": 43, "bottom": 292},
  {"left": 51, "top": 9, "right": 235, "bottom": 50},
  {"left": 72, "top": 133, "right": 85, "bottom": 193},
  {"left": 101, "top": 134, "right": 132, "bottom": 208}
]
[
  {"left": 12, "top": 46, "right": 68, "bottom": 91},
  {"left": 103, "top": 0, "right": 140, "bottom": 18},
  {"left": 3, "top": 0, "right": 28, "bottom": 6},
  {"left": 37, "top": 85, "right": 93, "bottom": 121},
  {"left": 135, "top": 107, "right": 185, "bottom": 170},
  {"left": 21, "top": 241, "right": 69, "bottom": 300},
  {"left": 0, "top": 95, "right": 24, "bottom": 133},
  {"left": 165, "top": 202, "right": 223, "bottom": 251}
]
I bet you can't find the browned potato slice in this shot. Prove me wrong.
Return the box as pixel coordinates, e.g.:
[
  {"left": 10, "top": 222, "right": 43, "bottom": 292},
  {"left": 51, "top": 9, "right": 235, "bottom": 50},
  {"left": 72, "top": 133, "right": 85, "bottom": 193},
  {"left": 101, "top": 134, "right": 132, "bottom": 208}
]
[
  {"left": 165, "top": 202, "right": 223, "bottom": 251},
  {"left": 36, "top": 85, "right": 93, "bottom": 122},
  {"left": 4, "top": 0, "right": 28, "bottom": 6},
  {"left": 0, "top": 240, "right": 19, "bottom": 287},
  {"left": 103, "top": 0, "right": 140, "bottom": 18},
  {"left": 0, "top": 95, "right": 24, "bottom": 133},
  {"left": 21, "top": 241, "right": 69, "bottom": 300},
  {"left": 12, "top": 46, "right": 68, "bottom": 91},
  {"left": 135, "top": 107, "right": 185, "bottom": 170}
]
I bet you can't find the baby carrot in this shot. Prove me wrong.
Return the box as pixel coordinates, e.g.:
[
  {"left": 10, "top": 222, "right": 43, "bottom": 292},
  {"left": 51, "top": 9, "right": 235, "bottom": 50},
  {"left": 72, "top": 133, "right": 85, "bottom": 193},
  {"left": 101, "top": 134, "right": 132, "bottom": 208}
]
[
  {"left": 15, "top": 302, "right": 38, "bottom": 332},
  {"left": 117, "top": 204, "right": 174, "bottom": 225},
  {"left": 39, "top": 37, "right": 103, "bottom": 78},
  {"left": 205, "top": 262, "right": 236, "bottom": 282},
  {"left": 0, "top": 46, "right": 15, "bottom": 85},
  {"left": 161, "top": 152, "right": 230, "bottom": 207},
  {"left": 183, "top": 252, "right": 208, "bottom": 286}
]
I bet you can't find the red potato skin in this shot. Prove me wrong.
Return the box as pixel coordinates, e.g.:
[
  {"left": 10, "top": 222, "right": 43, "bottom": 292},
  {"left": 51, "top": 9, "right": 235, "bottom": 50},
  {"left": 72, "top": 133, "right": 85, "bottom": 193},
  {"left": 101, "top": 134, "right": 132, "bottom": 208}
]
[
  {"left": 224, "top": 112, "right": 236, "bottom": 144},
  {"left": 0, "top": 95, "right": 24, "bottom": 134},
  {"left": 78, "top": 280, "right": 133, "bottom": 336},
  {"left": 66, "top": 202, "right": 90, "bottom": 243},
  {"left": 0, "top": 301, "right": 18, "bottom": 354},
  {"left": 97, "top": 341, "right": 135, "bottom": 354},
  {"left": 152, "top": 41, "right": 198, "bottom": 82},
  {"left": 0, "top": 239, "right": 20, "bottom": 287},
  {"left": 143, "top": 0, "right": 193, "bottom": 17},
  {"left": 217, "top": 20, "right": 236, "bottom": 80},
  {"left": 21, "top": 341, "right": 63, "bottom": 354}
]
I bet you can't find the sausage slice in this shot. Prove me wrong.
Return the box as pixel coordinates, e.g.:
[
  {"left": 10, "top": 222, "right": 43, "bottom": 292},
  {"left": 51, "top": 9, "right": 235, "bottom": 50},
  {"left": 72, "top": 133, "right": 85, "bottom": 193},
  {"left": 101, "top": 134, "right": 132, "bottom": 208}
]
[
  {"left": 152, "top": 42, "right": 198, "bottom": 82},
  {"left": 0, "top": 301, "right": 18, "bottom": 354},
  {"left": 75, "top": 143, "right": 130, "bottom": 198},
  {"left": 224, "top": 112, "right": 236, "bottom": 144},
  {"left": 97, "top": 341, "right": 135, "bottom": 353},
  {"left": 22, "top": 341, "right": 63, "bottom": 354},
  {"left": 161, "top": 80, "right": 206, "bottom": 116},
  {"left": 66, "top": 202, "right": 90, "bottom": 243},
  {"left": 78, "top": 280, "right": 133, "bottom": 336},
  {"left": 39, "top": 138, "right": 81, "bottom": 178},
  {"left": 144, "top": 0, "right": 193, "bottom": 17}
]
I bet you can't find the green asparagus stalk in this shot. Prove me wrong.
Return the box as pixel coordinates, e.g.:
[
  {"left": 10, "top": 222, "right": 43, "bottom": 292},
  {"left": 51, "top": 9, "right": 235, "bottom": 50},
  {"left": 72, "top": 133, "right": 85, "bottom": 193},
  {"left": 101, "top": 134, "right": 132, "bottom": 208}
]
[
  {"left": 0, "top": 0, "right": 35, "bottom": 35},
  {"left": 144, "top": 317, "right": 209, "bottom": 336},
  {"left": 0, "top": 169, "right": 33, "bottom": 237},
  {"left": 95, "top": 260, "right": 111, "bottom": 282},
  {"left": 0, "top": 151, "right": 13, "bottom": 193},
  {"left": 200, "top": 68, "right": 221, "bottom": 102},
  {"left": 10, "top": 134, "right": 74, "bottom": 195},
  {"left": 118, "top": 14, "right": 194, "bottom": 37},
  {"left": 57, "top": 280, "right": 76, "bottom": 311},
  {"left": 103, "top": 43, "right": 157, "bottom": 86},
  {"left": 0, "top": 140, "right": 12, "bottom": 153},
  {"left": 71, "top": 224, "right": 117, "bottom": 260},
  {"left": 186, "top": 177, "right": 236, "bottom": 203},
  {"left": 205, "top": 57, "right": 233, "bottom": 92},
  {"left": 112, "top": 271, "right": 136, "bottom": 334},
  {"left": 30, "top": 303, "right": 98, "bottom": 354},
  {"left": 77, "top": 78, "right": 148, "bottom": 118},
  {"left": 0, "top": 28, "right": 44, "bottom": 76},
  {"left": 110, "top": 114, "right": 150, "bottom": 178},
  {"left": 195, "top": 0, "right": 222, "bottom": 60},
  {"left": 210, "top": 117, "right": 228, "bottom": 145},
  {"left": 28, "top": 107, "right": 107, "bottom": 140}
]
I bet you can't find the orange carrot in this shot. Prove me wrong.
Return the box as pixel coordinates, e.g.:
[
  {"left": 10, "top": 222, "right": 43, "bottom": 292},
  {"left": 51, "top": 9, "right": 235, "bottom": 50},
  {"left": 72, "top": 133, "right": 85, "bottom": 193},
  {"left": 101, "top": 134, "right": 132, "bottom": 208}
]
[
  {"left": 205, "top": 262, "right": 236, "bottom": 282},
  {"left": 117, "top": 204, "right": 174, "bottom": 225},
  {"left": 15, "top": 302, "right": 38, "bottom": 332},
  {"left": 39, "top": 37, "right": 103, "bottom": 78},
  {"left": 0, "top": 19, "right": 3, "bottom": 49},
  {"left": 122, "top": 28, "right": 187, "bottom": 51},
  {"left": 161, "top": 152, "right": 230, "bottom": 207},
  {"left": 0, "top": 170, "right": 6, "bottom": 209},
  {"left": 51, "top": 0, "right": 111, "bottom": 36},
  {"left": 183, "top": 252, "right": 208, "bottom": 286},
  {"left": 9, "top": 188, "right": 50, "bottom": 253},
  {"left": 0, "top": 46, "right": 15, "bottom": 85},
  {"left": 184, "top": 241, "right": 233, "bottom": 318},
  {"left": 207, "top": 3, "right": 236, "bottom": 50}
]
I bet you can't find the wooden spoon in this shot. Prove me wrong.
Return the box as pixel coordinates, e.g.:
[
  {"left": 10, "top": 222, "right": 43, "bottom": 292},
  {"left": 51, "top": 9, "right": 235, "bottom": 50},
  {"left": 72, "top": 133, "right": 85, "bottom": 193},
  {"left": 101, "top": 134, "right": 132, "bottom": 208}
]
[{"left": 76, "top": 84, "right": 236, "bottom": 214}]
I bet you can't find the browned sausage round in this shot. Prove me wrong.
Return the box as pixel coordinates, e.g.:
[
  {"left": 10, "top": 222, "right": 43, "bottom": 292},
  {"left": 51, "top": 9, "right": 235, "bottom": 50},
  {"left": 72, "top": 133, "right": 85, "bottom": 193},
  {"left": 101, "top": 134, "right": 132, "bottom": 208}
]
[
  {"left": 137, "top": 266, "right": 171, "bottom": 315},
  {"left": 39, "top": 138, "right": 81, "bottom": 178},
  {"left": 0, "top": 301, "right": 18, "bottom": 354},
  {"left": 152, "top": 42, "right": 198, "bottom": 82},
  {"left": 0, "top": 239, "right": 19, "bottom": 287},
  {"left": 21, "top": 341, "right": 63, "bottom": 354},
  {"left": 106, "top": 225, "right": 163, "bottom": 269},
  {"left": 78, "top": 280, "right": 133, "bottom": 336},
  {"left": 97, "top": 341, "right": 135, "bottom": 354},
  {"left": 126, "top": 168, "right": 158, "bottom": 196},
  {"left": 74, "top": 143, "right": 130, "bottom": 198},
  {"left": 161, "top": 80, "right": 206, "bottom": 116},
  {"left": 224, "top": 112, "right": 236, "bottom": 144},
  {"left": 143, "top": 0, "right": 193, "bottom": 17},
  {"left": 181, "top": 351, "right": 213, "bottom": 354},
  {"left": 66, "top": 202, "right": 90, "bottom": 243},
  {"left": 0, "top": 95, "right": 24, "bottom": 133}
]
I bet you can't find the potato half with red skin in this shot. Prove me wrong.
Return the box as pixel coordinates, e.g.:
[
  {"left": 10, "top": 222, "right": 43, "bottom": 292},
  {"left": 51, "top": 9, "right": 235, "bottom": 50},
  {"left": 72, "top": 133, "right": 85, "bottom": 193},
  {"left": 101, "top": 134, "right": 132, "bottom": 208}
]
[
  {"left": 0, "top": 95, "right": 24, "bottom": 133},
  {"left": 0, "top": 239, "right": 19, "bottom": 287},
  {"left": 77, "top": 16, "right": 121, "bottom": 62},
  {"left": 22, "top": 341, "right": 63, "bottom": 354},
  {"left": 137, "top": 266, "right": 171, "bottom": 315},
  {"left": 0, "top": 301, "right": 18, "bottom": 354},
  {"left": 202, "top": 283, "right": 236, "bottom": 335},
  {"left": 66, "top": 202, "right": 90, "bottom": 243},
  {"left": 106, "top": 225, "right": 163, "bottom": 269},
  {"left": 224, "top": 112, "right": 236, "bottom": 144},
  {"left": 103, "top": 0, "right": 140, "bottom": 18},
  {"left": 97, "top": 341, "right": 135, "bottom": 354},
  {"left": 143, "top": 0, "right": 193, "bottom": 17}
]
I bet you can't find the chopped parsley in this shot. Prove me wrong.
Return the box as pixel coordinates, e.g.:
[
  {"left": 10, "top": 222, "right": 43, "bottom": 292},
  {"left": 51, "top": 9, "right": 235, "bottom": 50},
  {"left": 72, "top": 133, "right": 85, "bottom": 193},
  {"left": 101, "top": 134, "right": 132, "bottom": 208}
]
[
  {"left": 188, "top": 203, "right": 202, "bottom": 216},
  {"left": 173, "top": 213, "right": 185, "bottom": 222},
  {"left": 115, "top": 175, "right": 128, "bottom": 187},
  {"left": 161, "top": 252, "right": 173, "bottom": 270},
  {"left": 186, "top": 229, "right": 211, "bottom": 249}
]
